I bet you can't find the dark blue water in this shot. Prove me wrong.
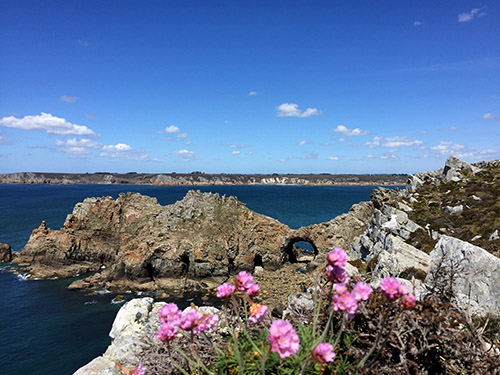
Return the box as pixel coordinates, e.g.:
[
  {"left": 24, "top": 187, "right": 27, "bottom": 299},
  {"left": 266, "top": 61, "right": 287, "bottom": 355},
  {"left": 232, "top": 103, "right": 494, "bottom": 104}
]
[{"left": 0, "top": 184, "right": 390, "bottom": 374}]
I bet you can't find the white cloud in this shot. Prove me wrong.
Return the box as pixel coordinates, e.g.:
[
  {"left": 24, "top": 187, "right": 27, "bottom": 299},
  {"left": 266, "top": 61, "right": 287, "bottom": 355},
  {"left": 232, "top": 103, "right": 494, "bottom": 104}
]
[
  {"left": 331, "top": 125, "right": 369, "bottom": 136},
  {"left": 60, "top": 95, "right": 78, "bottom": 103},
  {"left": 297, "top": 140, "right": 307, "bottom": 146},
  {"left": 276, "top": 103, "right": 321, "bottom": 118},
  {"left": 0, "top": 135, "right": 11, "bottom": 145},
  {"left": 249, "top": 91, "right": 259, "bottom": 96},
  {"left": 232, "top": 151, "right": 240, "bottom": 155},
  {"left": 0, "top": 113, "right": 97, "bottom": 136},
  {"left": 338, "top": 138, "right": 345, "bottom": 142},
  {"left": 320, "top": 142, "right": 331, "bottom": 146},
  {"left": 481, "top": 112, "right": 498, "bottom": 120},
  {"left": 365, "top": 136, "right": 423, "bottom": 148},
  {"left": 327, "top": 156, "right": 339, "bottom": 160},
  {"left": 458, "top": 7, "right": 487, "bottom": 22},
  {"left": 380, "top": 153, "right": 399, "bottom": 160},
  {"left": 177, "top": 133, "right": 188, "bottom": 139},
  {"left": 450, "top": 126, "right": 458, "bottom": 131},
  {"left": 247, "top": 151, "right": 254, "bottom": 155},
  {"left": 86, "top": 113, "right": 98, "bottom": 119},
  {"left": 413, "top": 21, "right": 423, "bottom": 26},
  {"left": 382, "top": 136, "right": 423, "bottom": 148},
  {"left": 173, "top": 149, "right": 196, "bottom": 161},
  {"left": 55, "top": 138, "right": 101, "bottom": 152},
  {"left": 365, "top": 136, "right": 382, "bottom": 147},
  {"left": 77, "top": 39, "right": 89, "bottom": 47},
  {"left": 224, "top": 143, "right": 247, "bottom": 149},
  {"left": 430, "top": 141, "right": 466, "bottom": 155},
  {"left": 164, "top": 125, "right": 180, "bottom": 133},
  {"left": 102, "top": 143, "right": 133, "bottom": 152}
]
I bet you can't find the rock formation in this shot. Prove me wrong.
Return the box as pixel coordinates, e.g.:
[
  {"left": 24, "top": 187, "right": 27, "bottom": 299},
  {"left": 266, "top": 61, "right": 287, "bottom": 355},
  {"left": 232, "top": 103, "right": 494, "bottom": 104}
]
[
  {"left": 14, "top": 190, "right": 372, "bottom": 293},
  {"left": 0, "top": 242, "right": 12, "bottom": 262}
]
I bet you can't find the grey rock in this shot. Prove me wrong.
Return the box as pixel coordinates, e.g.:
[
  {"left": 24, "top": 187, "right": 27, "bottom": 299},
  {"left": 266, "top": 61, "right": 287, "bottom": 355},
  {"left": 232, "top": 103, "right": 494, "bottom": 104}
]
[
  {"left": 471, "top": 194, "right": 482, "bottom": 201},
  {"left": 443, "top": 204, "right": 463, "bottom": 215},
  {"left": 442, "top": 156, "right": 479, "bottom": 182},
  {"left": 489, "top": 229, "right": 499, "bottom": 241},
  {"left": 406, "top": 175, "right": 423, "bottom": 193},
  {"left": 425, "top": 236, "right": 500, "bottom": 315},
  {"left": 471, "top": 235, "right": 482, "bottom": 241},
  {"left": 371, "top": 235, "right": 429, "bottom": 282},
  {"left": 397, "top": 202, "right": 413, "bottom": 212}
]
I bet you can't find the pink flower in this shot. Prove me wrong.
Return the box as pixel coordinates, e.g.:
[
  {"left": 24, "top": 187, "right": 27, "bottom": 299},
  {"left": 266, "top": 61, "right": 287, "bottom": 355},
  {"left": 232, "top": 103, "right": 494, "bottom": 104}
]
[
  {"left": 246, "top": 282, "right": 260, "bottom": 297},
  {"left": 217, "top": 282, "right": 236, "bottom": 299},
  {"left": 352, "top": 281, "right": 373, "bottom": 302},
  {"left": 332, "top": 292, "right": 358, "bottom": 315},
  {"left": 130, "top": 363, "right": 147, "bottom": 375},
  {"left": 335, "top": 283, "right": 348, "bottom": 296},
  {"left": 179, "top": 308, "right": 203, "bottom": 331},
  {"left": 158, "top": 303, "right": 181, "bottom": 324},
  {"left": 327, "top": 247, "right": 348, "bottom": 268},
  {"left": 155, "top": 323, "right": 178, "bottom": 342},
  {"left": 312, "top": 342, "right": 335, "bottom": 364},
  {"left": 380, "top": 277, "right": 406, "bottom": 300},
  {"left": 235, "top": 271, "right": 254, "bottom": 292},
  {"left": 193, "top": 313, "right": 219, "bottom": 333},
  {"left": 268, "top": 319, "right": 300, "bottom": 359},
  {"left": 248, "top": 303, "right": 268, "bottom": 324},
  {"left": 401, "top": 294, "right": 416, "bottom": 310},
  {"left": 326, "top": 265, "right": 349, "bottom": 284}
]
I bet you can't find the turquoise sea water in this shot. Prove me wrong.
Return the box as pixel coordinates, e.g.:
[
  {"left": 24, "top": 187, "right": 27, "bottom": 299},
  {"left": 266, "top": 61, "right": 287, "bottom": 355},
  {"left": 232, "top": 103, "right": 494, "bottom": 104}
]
[{"left": 0, "top": 184, "right": 395, "bottom": 374}]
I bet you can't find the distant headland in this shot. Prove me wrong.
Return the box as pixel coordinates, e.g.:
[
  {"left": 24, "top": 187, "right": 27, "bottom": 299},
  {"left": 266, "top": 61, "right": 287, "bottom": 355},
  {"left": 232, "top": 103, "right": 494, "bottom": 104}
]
[{"left": 0, "top": 172, "right": 407, "bottom": 186}]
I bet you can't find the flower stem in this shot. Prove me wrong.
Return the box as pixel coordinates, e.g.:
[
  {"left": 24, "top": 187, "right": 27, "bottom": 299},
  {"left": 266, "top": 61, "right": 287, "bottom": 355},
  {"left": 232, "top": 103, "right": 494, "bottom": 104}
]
[{"left": 356, "top": 309, "right": 390, "bottom": 370}]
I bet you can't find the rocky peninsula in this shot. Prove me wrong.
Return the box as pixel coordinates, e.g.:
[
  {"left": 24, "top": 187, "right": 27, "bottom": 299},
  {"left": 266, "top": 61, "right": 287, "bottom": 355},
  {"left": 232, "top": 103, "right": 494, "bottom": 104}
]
[{"left": 0, "top": 171, "right": 406, "bottom": 186}]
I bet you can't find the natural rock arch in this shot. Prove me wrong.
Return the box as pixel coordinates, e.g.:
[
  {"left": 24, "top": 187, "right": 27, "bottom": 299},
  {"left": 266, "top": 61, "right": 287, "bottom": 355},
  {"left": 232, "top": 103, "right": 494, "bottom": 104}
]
[{"left": 282, "top": 236, "right": 319, "bottom": 263}]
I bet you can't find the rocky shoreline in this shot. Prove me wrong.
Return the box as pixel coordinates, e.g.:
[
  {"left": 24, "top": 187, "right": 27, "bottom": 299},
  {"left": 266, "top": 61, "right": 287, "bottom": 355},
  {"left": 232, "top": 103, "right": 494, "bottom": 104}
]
[{"left": 0, "top": 171, "right": 406, "bottom": 186}]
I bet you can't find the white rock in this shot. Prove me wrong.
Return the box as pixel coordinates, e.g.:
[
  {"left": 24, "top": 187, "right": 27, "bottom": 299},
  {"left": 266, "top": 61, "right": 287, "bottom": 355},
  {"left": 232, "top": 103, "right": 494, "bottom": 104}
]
[
  {"left": 443, "top": 204, "right": 463, "bottom": 215},
  {"left": 489, "top": 229, "right": 499, "bottom": 241},
  {"left": 425, "top": 236, "right": 500, "bottom": 315}
]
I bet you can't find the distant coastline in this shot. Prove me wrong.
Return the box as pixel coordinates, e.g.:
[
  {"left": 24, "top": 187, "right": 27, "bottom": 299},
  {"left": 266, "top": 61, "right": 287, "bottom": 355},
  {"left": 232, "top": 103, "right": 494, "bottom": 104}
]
[{"left": 0, "top": 172, "right": 407, "bottom": 186}]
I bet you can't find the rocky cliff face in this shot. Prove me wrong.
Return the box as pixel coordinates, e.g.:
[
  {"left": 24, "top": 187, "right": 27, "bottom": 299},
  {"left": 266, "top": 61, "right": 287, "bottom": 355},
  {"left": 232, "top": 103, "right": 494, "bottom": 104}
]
[
  {"left": 349, "top": 156, "right": 500, "bottom": 314},
  {"left": 14, "top": 190, "right": 372, "bottom": 293}
]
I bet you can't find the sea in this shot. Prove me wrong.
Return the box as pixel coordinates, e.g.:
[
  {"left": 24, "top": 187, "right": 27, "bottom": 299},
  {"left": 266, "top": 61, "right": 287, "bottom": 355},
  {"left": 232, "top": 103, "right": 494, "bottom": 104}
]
[{"left": 0, "top": 184, "right": 398, "bottom": 374}]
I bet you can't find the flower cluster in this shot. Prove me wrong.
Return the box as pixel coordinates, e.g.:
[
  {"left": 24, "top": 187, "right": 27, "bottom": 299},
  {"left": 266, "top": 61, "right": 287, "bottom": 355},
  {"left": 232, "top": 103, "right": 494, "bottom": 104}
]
[
  {"left": 326, "top": 248, "right": 373, "bottom": 319},
  {"left": 268, "top": 319, "right": 300, "bottom": 359},
  {"left": 312, "top": 342, "right": 335, "bottom": 364},
  {"left": 155, "top": 303, "right": 218, "bottom": 342},
  {"left": 380, "top": 276, "right": 416, "bottom": 309},
  {"left": 234, "top": 270, "right": 260, "bottom": 297}
]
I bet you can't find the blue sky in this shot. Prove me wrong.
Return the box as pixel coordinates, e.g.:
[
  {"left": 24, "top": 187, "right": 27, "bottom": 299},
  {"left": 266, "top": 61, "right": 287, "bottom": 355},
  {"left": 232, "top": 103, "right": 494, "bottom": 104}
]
[{"left": 0, "top": 1, "right": 499, "bottom": 174}]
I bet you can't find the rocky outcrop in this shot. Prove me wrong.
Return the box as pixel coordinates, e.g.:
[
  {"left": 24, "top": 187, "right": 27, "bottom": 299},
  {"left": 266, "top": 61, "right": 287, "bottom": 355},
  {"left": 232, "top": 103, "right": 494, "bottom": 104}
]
[
  {"left": 15, "top": 191, "right": 291, "bottom": 290},
  {"left": 74, "top": 298, "right": 161, "bottom": 375},
  {"left": 0, "top": 242, "right": 12, "bottom": 262},
  {"left": 424, "top": 236, "right": 500, "bottom": 315},
  {"left": 14, "top": 190, "right": 372, "bottom": 293},
  {"left": 351, "top": 156, "right": 500, "bottom": 314}
]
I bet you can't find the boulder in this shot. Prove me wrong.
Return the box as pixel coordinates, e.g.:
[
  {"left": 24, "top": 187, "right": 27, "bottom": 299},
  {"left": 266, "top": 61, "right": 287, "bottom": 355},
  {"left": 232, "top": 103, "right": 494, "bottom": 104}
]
[
  {"left": 442, "top": 156, "right": 478, "bottom": 182},
  {"left": 425, "top": 236, "right": 500, "bottom": 315},
  {"left": 0, "top": 242, "right": 12, "bottom": 262}
]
